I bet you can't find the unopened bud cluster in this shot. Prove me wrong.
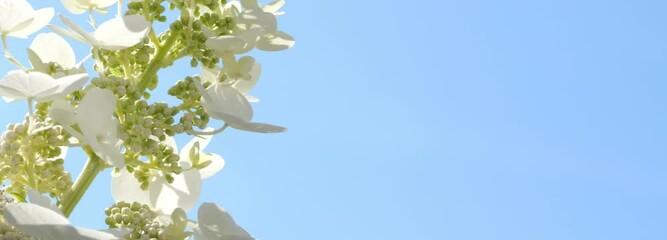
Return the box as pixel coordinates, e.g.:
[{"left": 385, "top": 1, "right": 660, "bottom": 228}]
[
  {"left": 105, "top": 201, "right": 167, "bottom": 240},
  {"left": 0, "top": 117, "right": 72, "bottom": 199}
]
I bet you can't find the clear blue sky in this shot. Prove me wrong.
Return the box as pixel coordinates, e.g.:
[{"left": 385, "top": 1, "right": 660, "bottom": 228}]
[{"left": 1, "top": 0, "right": 667, "bottom": 239}]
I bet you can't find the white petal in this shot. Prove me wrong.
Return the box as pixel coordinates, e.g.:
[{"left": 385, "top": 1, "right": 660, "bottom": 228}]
[
  {"left": 206, "top": 36, "right": 247, "bottom": 56},
  {"left": 180, "top": 134, "right": 213, "bottom": 162},
  {"left": 199, "top": 153, "right": 225, "bottom": 179},
  {"left": 193, "top": 225, "right": 210, "bottom": 240},
  {"left": 257, "top": 31, "right": 295, "bottom": 51},
  {"left": 197, "top": 202, "right": 254, "bottom": 240},
  {"left": 234, "top": 28, "right": 264, "bottom": 54},
  {"left": 232, "top": 63, "right": 261, "bottom": 99},
  {"left": 94, "top": 15, "right": 150, "bottom": 50},
  {"left": 61, "top": 0, "right": 87, "bottom": 14},
  {"left": 111, "top": 168, "right": 150, "bottom": 204},
  {"left": 49, "top": 24, "right": 89, "bottom": 45},
  {"left": 263, "top": 0, "right": 285, "bottom": 14},
  {"left": 202, "top": 84, "right": 253, "bottom": 122},
  {"left": 2, "top": 203, "right": 119, "bottom": 239},
  {"left": 26, "top": 48, "right": 48, "bottom": 72},
  {"left": 238, "top": 10, "right": 276, "bottom": 33},
  {"left": 58, "top": 14, "right": 97, "bottom": 45},
  {"left": 30, "top": 33, "right": 76, "bottom": 69},
  {"left": 49, "top": 99, "right": 77, "bottom": 126},
  {"left": 0, "top": 70, "right": 58, "bottom": 100},
  {"left": 8, "top": 8, "right": 54, "bottom": 38},
  {"left": 149, "top": 170, "right": 201, "bottom": 214},
  {"left": 0, "top": 0, "right": 34, "bottom": 33},
  {"left": 216, "top": 112, "right": 287, "bottom": 133},
  {"left": 77, "top": 87, "right": 116, "bottom": 137},
  {"left": 240, "top": 0, "right": 260, "bottom": 9},
  {"left": 78, "top": 88, "right": 124, "bottom": 167},
  {"left": 201, "top": 66, "right": 222, "bottom": 84},
  {"left": 36, "top": 73, "right": 88, "bottom": 102}
]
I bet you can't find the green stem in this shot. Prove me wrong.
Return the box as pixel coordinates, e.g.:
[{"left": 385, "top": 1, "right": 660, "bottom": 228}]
[
  {"left": 2, "top": 35, "right": 27, "bottom": 71},
  {"left": 137, "top": 32, "right": 179, "bottom": 93},
  {"left": 59, "top": 146, "right": 106, "bottom": 217}
]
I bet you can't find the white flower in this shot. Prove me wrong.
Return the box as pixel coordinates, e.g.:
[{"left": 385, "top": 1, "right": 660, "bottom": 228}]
[
  {"left": 27, "top": 33, "right": 87, "bottom": 78},
  {"left": 0, "top": 0, "right": 54, "bottom": 38},
  {"left": 202, "top": 58, "right": 262, "bottom": 103},
  {"left": 50, "top": 14, "right": 150, "bottom": 50},
  {"left": 50, "top": 87, "right": 124, "bottom": 168},
  {"left": 0, "top": 70, "right": 88, "bottom": 103},
  {"left": 3, "top": 192, "right": 125, "bottom": 240},
  {"left": 111, "top": 168, "right": 201, "bottom": 224},
  {"left": 194, "top": 80, "right": 286, "bottom": 133},
  {"left": 111, "top": 136, "right": 224, "bottom": 222},
  {"left": 61, "top": 0, "right": 118, "bottom": 14},
  {"left": 192, "top": 202, "right": 254, "bottom": 240},
  {"left": 238, "top": 0, "right": 294, "bottom": 51},
  {"left": 206, "top": 0, "right": 294, "bottom": 54}
]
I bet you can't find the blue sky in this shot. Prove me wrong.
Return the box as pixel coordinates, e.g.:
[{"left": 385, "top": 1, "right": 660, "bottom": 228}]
[{"left": 2, "top": 0, "right": 667, "bottom": 239}]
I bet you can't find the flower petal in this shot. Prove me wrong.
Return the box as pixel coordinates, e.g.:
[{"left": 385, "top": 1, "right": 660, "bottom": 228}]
[
  {"left": 49, "top": 24, "right": 88, "bottom": 45},
  {"left": 263, "top": 0, "right": 285, "bottom": 14},
  {"left": 201, "top": 83, "right": 254, "bottom": 122},
  {"left": 0, "top": 0, "right": 34, "bottom": 33},
  {"left": 0, "top": 70, "right": 58, "bottom": 101},
  {"left": 111, "top": 168, "right": 150, "bottom": 204},
  {"left": 3, "top": 203, "right": 121, "bottom": 240},
  {"left": 35, "top": 73, "right": 88, "bottom": 102},
  {"left": 7, "top": 7, "right": 54, "bottom": 38},
  {"left": 29, "top": 33, "right": 76, "bottom": 69},
  {"left": 217, "top": 112, "right": 287, "bottom": 133},
  {"left": 197, "top": 202, "right": 254, "bottom": 240},
  {"left": 78, "top": 87, "right": 124, "bottom": 167},
  {"left": 232, "top": 63, "right": 261, "bottom": 102},
  {"left": 61, "top": 0, "right": 87, "bottom": 14},
  {"left": 257, "top": 31, "right": 295, "bottom": 51},
  {"left": 198, "top": 153, "right": 225, "bottom": 179},
  {"left": 148, "top": 170, "right": 202, "bottom": 214},
  {"left": 49, "top": 99, "right": 77, "bottom": 126},
  {"left": 93, "top": 15, "right": 150, "bottom": 50},
  {"left": 57, "top": 14, "right": 97, "bottom": 45}
]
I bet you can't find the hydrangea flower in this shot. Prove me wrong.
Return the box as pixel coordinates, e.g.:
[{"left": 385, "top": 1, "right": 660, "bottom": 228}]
[
  {"left": 202, "top": 60, "right": 262, "bottom": 103},
  {"left": 27, "top": 33, "right": 87, "bottom": 78},
  {"left": 29, "top": 33, "right": 77, "bottom": 70},
  {"left": 194, "top": 80, "right": 286, "bottom": 133},
  {"left": 50, "top": 87, "right": 124, "bottom": 168},
  {"left": 2, "top": 191, "right": 127, "bottom": 240},
  {"left": 111, "top": 136, "right": 224, "bottom": 222},
  {"left": 50, "top": 14, "right": 150, "bottom": 50},
  {"left": 0, "top": 70, "right": 88, "bottom": 103},
  {"left": 0, "top": 0, "right": 54, "bottom": 38},
  {"left": 238, "top": 0, "right": 295, "bottom": 51},
  {"left": 192, "top": 202, "right": 255, "bottom": 240}
]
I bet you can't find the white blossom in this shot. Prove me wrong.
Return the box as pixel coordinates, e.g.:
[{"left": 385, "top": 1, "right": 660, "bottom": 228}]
[
  {"left": 0, "top": 70, "right": 88, "bottom": 103},
  {"left": 2, "top": 191, "right": 126, "bottom": 240},
  {"left": 192, "top": 202, "right": 255, "bottom": 240},
  {"left": 111, "top": 136, "right": 226, "bottom": 222},
  {"left": 202, "top": 59, "right": 262, "bottom": 103},
  {"left": 50, "top": 14, "right": 150, "bottom": 50},
  {"left": 0, "top": 0, "right": 54, "bottom": 38},
  {"left": 50, "top": 87, "right": 124, "bottom": 168},
  {"left": 194, "top": 80, "right": 286, "bottom": 133}
]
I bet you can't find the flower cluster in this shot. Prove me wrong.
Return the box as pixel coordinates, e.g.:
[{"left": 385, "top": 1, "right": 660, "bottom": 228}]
[{"left": 0, "top": 0, "right": 293, "bottom": 239}]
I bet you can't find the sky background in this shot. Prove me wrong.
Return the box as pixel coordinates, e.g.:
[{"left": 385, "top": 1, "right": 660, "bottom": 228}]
[{"left": 1, "top": 0, "right": 667, "bottom": 239}]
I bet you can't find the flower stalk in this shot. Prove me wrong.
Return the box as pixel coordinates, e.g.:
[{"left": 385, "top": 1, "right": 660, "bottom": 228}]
[{"left": 59, "top": 146, "right": 106, "bottom": 217}]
